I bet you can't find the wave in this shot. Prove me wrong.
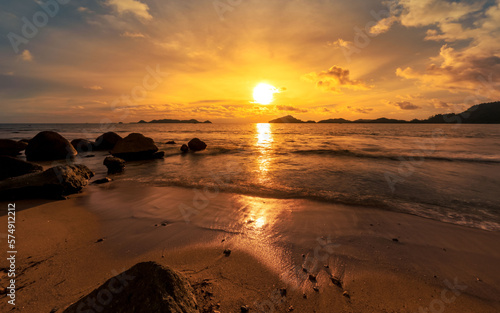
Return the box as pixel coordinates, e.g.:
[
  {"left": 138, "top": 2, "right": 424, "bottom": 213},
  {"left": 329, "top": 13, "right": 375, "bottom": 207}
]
[{"left": 291, "top": 149, "right": 500, "bottom": 164}]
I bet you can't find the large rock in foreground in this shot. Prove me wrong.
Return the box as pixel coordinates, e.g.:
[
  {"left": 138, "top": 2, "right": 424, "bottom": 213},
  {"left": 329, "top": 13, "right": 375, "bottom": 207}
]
[
  {"left": 0, "top": 139, "right": 27, "bottom": 156},
  {"left": 25, "top": 131, "right": 77, "bottom": 161},
  {"left": 0, "top": 164, "right": 94, "bottom": 200},
  {"left": 187, "top": 138, "right": 207, "bottom": 152},
  {"left": 63, "top": 262, "right": 199, "bottom": 313},
  {"left": 0, "top": 156, "right": 43, "bottom": 180},
  {"left": 94, "top": 132, "right": 122, "bottom": 150},
  {"left": 111, "top": 133, "right": 163, "bottom": 160}
]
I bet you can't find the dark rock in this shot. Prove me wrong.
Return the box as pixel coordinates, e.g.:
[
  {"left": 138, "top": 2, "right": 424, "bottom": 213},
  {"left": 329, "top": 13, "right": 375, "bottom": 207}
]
[
  {"left": 103, "top": 156, "right": 125, "bottom": 174},
  {"left": 94, "top": 132, "right": 122, "bottom": 150},
  {"left": 308, "top": 274, "right": 317, "bottom": 281},
  {"left": 95, "top": 238, "right": 104, "bottom": 243},
  {"left": 84, "top": 154, "right": 95, "bottom": 158},
  {"left": 241, "top": 305, "right": 249, "bottom": 312},
  {"left": 111, "top": 133, "right": 160, "bottom": 160},
  {"left": 92, "top": 177, "right": 112, "bottom": 185},
  {"left": 0, "top": 139, "right": 28, "bottom": 156},
  {"left": 187, "top": 138, "right": 207, "bottom": 152},
  {"left": 223, "top": 249, "right": 231, "bottom": 256},
  {"left": 63, "top": 261, "right": 199, "bottom": 313},
  {"left": 331, "top": 276, "right": 342, "bottom": 288},
  {"left": 0, "top": 164, "right": 94, "bottom": 200},
  {"left": 342, "top": 291, "right": 350, "bottom": 298},
  {"left": 313, "top": 286, "right": 319, "bottom": 292},
  {"left": 279, "top": 288, "right": 287, "bottom": 297},
  {"left": 0, "top": 156, "right": 43, "bottom": 180},
  {"left": 166, "top": 141, "right": 176, "bottom": 144},
  {"left": 180, "top": 144, "right": 189, "bottom": 153},
  {"left": 71, "top": 139, "right": 94, "bottom": 153},
  {"left": 25, "top": 131, "right": 77, "bottom": 161},
  {"left": 153, "top": 151, "right": 165, "bottom": 159},
  {"left": 19, "top": 139, "right": 30, "bottom": 145},
  {"left": 392, "top": 238, "right": 399, "bottom": 242}
]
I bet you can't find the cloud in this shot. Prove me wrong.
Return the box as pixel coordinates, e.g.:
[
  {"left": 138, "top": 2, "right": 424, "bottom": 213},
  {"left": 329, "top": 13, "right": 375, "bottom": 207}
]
[
  {"left": 347, "top": 106, "right": 373, "bottom": 114},
  {"left": 21, "top": 50, "right": 33, "bottom": 62},
  {"left": 276, "top": 105, "right": 308, "bottom": 113},
  {"left": 392, "top": 101, "right": 421, "bottom": 110},
  {"left": 303, "top": 66, "right": 372, "bottom": 93},
  {"left": 121, "top": 31, "right": 146, "bottom": 38},
  {"left": 430, "top": 99, "right": 450, "bottom": 109},
  {"left": 105, "top": 0, "right": 152, "bottom": 21},
  {"left": 369, "top": 16, "right": 398, "bottom": 35},
  {"left": 85, "top": 85, "right": 103, "bottom": 90}
]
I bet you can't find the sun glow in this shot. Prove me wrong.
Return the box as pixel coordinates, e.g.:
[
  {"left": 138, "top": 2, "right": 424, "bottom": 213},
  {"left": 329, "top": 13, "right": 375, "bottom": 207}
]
[{"left": 253, "top": 83, "right": 279, "bottom": 105}]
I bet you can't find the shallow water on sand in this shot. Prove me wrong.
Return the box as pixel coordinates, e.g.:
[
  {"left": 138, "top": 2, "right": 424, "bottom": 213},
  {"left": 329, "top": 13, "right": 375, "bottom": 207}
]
[{"left": 1, "top": 123, "right": 500, "bottom": 230}]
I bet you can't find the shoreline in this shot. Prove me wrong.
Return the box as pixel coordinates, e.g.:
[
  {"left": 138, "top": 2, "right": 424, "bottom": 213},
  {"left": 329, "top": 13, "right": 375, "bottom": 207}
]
[{"left": 1, "top": 182, "right": 499, "bottom": 312}]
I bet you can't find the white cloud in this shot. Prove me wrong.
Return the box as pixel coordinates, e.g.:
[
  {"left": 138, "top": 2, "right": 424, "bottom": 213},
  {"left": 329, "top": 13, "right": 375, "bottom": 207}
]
[
  {"left": 105, "top": 0, "right": 152, "bottom": 21},
  {"left": 21, "top": 50, "right": 33, "bottom": 62}
]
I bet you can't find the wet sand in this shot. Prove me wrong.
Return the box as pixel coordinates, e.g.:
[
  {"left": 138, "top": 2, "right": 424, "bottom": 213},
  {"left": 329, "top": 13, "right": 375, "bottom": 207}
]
[{"left": 1, "top": 181, "right": 499, "bottom": 312}]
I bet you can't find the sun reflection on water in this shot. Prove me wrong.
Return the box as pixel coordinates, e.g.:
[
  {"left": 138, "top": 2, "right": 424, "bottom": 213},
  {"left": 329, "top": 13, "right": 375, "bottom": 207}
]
[{"left": 255, "top": 123, "right": 274, "bottom": 181}]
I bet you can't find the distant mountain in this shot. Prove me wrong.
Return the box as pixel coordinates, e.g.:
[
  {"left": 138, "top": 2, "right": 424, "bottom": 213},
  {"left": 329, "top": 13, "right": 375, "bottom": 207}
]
[
  {"left": 138, "top": 119, "right": 211, "bottom": 124},
  {"left": 269, "top": 115, "right": 305, "bottom": 123},
  {"left": 314, "top": 101, "right": 500, "bottom": 124}
]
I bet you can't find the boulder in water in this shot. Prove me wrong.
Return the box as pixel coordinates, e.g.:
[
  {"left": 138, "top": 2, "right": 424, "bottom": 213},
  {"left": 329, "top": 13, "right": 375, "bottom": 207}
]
[
  {"left": 0, "top": 139, "right": 27, "bottom": 156},
  {"left": 180, "top": 144, "right": 189, "bottom": 153},
  {"left": 71, "top": 139, "right": 94, "bottom": 153},
  {"left": 111, "top": 133, "right": 161, "bottom": 160},
  {"left": 187, "top": 138, "right": 207, "bottom": 152},
  {"left": 103, "top": 156, "right": 125, "bottom": 174},
  {"left": 25, "top": 131, "right": 77, "bottom": 161},
  {"left": 63, "top": 261, "right": 199, "bottom": 313},
  {"left": 0, "top": 156, "right": 43, "bottom": 180},
  {"left": 94, "top": 132, "right": 122, "bottom": 150},
  {"left": 0, "top": 164, "right": 94, "bottom": 200}
]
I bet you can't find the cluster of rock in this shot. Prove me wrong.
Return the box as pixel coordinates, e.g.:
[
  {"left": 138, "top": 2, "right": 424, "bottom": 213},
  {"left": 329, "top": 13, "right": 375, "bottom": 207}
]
[
  {"left": 63, "top": 262, "right": 199, "bottom": 313},
  {"left": 180, "top": 138, "right": 207, "bottom": 153}
]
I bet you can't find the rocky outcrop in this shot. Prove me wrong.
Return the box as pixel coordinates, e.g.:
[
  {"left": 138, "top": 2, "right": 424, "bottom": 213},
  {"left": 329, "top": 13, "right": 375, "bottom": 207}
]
[
  {"left": 180, "top": 144, "right": 189, "bottom": 153},
  {"left": 25, "top": 131, "right": 78, "bottom": 161},
  {"left": 0, "top": 164, "right": 94, "bottom": 200},
  {"left": 0, "top": 156, "right": 43, "bottom": 180},
  {"left": 111, "top": 133, "right": 163, "bottom": 160},
  {"left": 104, "top": 156, "right": 125, "bottom": 174},
  {"left": 71, "top": 139, "right": 94, "bottom": 153},
  {"left": 187, "top": 138, "right": 207, "bottom": 152},
  {"left": 0, "top": 139, "right": 27, "bottom": 156},
  {"left": 94, "top": 132, "right": 122, "bottom": 150},
  {"left": 63, "top": 262, "right": 199, "bottom": 313}
]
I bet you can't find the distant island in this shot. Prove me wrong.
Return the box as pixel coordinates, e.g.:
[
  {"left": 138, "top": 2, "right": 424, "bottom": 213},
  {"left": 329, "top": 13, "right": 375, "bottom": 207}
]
[
  {"left": 138, "top": 119, "right": 212, "bottom": 124},
  {"left": 269, "top": 101, "right": 500, "bottom": 124}
]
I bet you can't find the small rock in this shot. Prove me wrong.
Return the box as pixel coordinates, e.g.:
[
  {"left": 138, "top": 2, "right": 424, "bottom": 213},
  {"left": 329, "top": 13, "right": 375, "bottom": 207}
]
[
  {"left": 288, "top": 305, "right": 294, "bottom": 311},
  {"left": 342, "top": 291, "right": 350, "bottom": 298},
  {"left": 85, "top": 154, "right": 96, "bottom": 158},
  {"left": 223, "top": 249, "right": 231, "bottom": 256},
  {"left": 302, "top": 293, "right": 307, "bottom": 299},
  {"left": 308, "top": 274, "right": 317, "bottom": 281},
  {"left": 188, "top": 138, "right": 207, "bottom": 152},
  {"left": 313, "top": 286, "right": 319, "bottom": 292},
  {"left": 166, "top": 141, "right": 176, "bottom": 144},
  {"left": 180, "top": 144, "right": 189, "bottom": 153},
  {"left": 161, "top": 222, "right": 168, "bottom": 226},
  {"left": 95, "top": 238, "right": 104, "bottom": 243},
  {"left": 392, "top": 238, "right": 399, "bottom": 242},
  {"left": 103, "top": 156, "right": 125, "bottom": 174},
  {"left": 324, "top": 264, "right": 329, "bottom": 268},
  {"left": 331, "top": 276, "right": 342, "bottom": 288},
  {"left": 50, "top": 307, "right": 58, "bottom": 313},
  {"left": 241, "top": 305, "right": 250, "bottom": 312},
  {"left": 111, "top": 133, "right": 161, "bottom": 160},
  {"left": 279, "top": 288, "right": 287, "bottom": 297},
  {"left": 302, "top": 267, "right": 308, "bottom": 273},
  {"left": 91, "top": 177, "right": 112, "bottom": 185},
  {"left": 71, "top": 139, "right": 94, "bottom": 153}
]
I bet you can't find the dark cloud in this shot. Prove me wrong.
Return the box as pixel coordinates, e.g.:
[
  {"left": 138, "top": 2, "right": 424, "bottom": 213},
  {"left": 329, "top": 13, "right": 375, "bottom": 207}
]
[
  {"left": 347, "top": 106, "right": 373, "bottom": 114},
  {"left": 276, "top": 105, "right": 308, "bottom": 113},
  {"left": 303, "top": 66, "right": 372, "bottom": 93},
  {"left": 393, "top": 101, "right": 421, "bottom": 110}
]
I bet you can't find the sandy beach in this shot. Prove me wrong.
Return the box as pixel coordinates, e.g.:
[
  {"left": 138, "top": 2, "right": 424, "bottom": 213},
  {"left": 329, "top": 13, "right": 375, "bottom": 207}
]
[{"left": 1, "top": 181, "right": 499, "bottom": 312}]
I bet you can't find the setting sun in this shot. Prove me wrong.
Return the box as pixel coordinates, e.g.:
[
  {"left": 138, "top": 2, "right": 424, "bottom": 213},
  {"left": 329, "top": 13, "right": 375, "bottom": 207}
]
[{"left": 253, "top": 83, "right": 279, "bottom": 105}]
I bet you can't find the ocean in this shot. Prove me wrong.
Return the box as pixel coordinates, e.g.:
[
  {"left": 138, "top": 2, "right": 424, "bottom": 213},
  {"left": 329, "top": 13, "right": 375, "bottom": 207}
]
[{"left": 1, "top": 123, "right": 500, "bottom": 231}]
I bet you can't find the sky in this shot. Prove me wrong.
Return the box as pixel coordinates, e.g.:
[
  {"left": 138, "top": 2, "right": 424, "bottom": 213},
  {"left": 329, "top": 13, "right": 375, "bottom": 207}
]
[{"left": 0, "top": 0, "right": 499, "bottom": 123}]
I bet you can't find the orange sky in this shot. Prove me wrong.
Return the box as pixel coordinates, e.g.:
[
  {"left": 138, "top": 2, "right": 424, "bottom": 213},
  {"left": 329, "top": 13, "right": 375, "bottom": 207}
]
[{"left": 1, "top": 0, "right": 499, "bottom": 122}]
